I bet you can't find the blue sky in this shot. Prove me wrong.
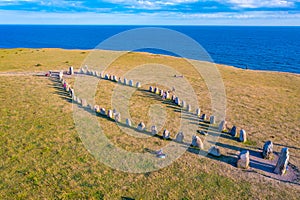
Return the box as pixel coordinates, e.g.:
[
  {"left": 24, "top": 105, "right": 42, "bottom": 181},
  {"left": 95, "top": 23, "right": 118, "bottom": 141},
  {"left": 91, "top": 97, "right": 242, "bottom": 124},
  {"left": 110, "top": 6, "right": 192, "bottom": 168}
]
[{"left": 0, "top": 0, "right": 300, "bottom": 25}]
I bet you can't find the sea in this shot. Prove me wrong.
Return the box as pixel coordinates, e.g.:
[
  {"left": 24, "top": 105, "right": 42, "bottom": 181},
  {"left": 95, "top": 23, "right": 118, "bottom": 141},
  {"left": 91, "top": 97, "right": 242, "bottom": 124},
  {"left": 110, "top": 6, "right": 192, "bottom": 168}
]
[{"left": 0, "top": 25, "right": 299, "bottom": 74}]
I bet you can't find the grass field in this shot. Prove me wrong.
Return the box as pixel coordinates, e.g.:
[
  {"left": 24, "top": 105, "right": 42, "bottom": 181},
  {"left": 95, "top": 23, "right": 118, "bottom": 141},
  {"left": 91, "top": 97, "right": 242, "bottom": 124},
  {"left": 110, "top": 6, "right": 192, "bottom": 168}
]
[{"left": 0, "top": 48, "right": 299, "bottom": 199}]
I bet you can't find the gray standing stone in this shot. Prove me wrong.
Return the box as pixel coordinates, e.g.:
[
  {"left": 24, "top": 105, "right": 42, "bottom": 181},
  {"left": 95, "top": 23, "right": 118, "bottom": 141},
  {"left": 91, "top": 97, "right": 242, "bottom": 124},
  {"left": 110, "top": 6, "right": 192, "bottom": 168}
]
[
  {"left": 69, "top": 66, "right": 74, "bottom": 75},
  {"left": 237, "top": 150, "right": 250, "bottom": 169},
  {"left": 154, "top": 87, "right": 159, "bottom": 94},
  {"left": 81, "top": 99, "right": 87, "bottom": 107},
  {"left": 110, "top": 75, "right": 114, "bottom": 81},
  {"left": 210, "top": 116, "right": 216, "bottom": 124},
  {"left": 191, "top": 135, "right": 204, "bottom": 149},
  {"left": 118, "top": 78, "right": 122, "bottom": 84},
  {"left": 262, "top": 141, "right": 273, "bottom": 159},
  {"left": 72, "top": 95, "right": 77, "bottom": 101},
  {"left": 208, "top": 146, "right": 221, "bottom": 157},
  {"left": 181, "top": 100, "right": 186, "bottom": 108},
  {"left": 126, "top": 118, "right": 132, "bottom": 127},
  {"left": 151, "top": 125, "right": 158, "bottom": 135},
  {"left": 137, "top": 122, "right": 146, "bottom": 131},
  {"left": 94, "top": 105, "right": 100, "bottom": 113},
  {"left": 112, "top": 75, "right": 117, "bottom": 81},
  {"left": 149, "top": 86, "right": 154, "bottom": 92},
  {"left": 123, "top": 78, "right": 128, "bottom": 85},
  {"left": 59, "top": 71, "right": 63, "bottom": 80},
  {"left": 166, "top": 91, "right": 170, "bottom": 99},
  {"left": 69, "top": 89, "right": 75, "bottom": 98},
  {"left": 172, "top": 95, "right": 176, "bottom": 102},
  {"left": 200, "top": 114, "right": 207, "bottom": 121},
  {"left": 160, "top": 89, "right": 164, "bottom": 96},
  {"left": 175, "top": 132, "right": 184, "bottom": 143},
  {"left": 79, "top": 68, "right": 84, "bottom": 74},
  {"left": 196, "top": 108, "right": 201, "bottom": 116},
  {"left": 187, "top": 104, "right": 192, "bottom": 112},
  {"left": 136, "top": 82, "right": 141, "bottom": 88},
  {"left": 239, "top": 129, "right": 247, "bottom": 142},
  {"left": 230, "top": 126, "right": 237, "bottom": 137},
  {"left": 65, "top": 84, "right": 70, "bottom": 92},
  {"left": 100, "top": 108, "right": 106, "bottom": 115},
  {"left": 175, "top": 97, "right": 180, "bottom": 106},
  {"left": 107, "top": 110, "right": 113, "bottom": 119},
  {"left": 76, "top": 97, "right": 81, "bottom": 104},
  {"left": 218, "top": 120, "right": 226, "bottom": 132},
  {"left": 93, "top": 71, "right": 97, "bottom": 76},
  {"left": 163, "top": 129, "right": 170, "bottom": 139},
  {"left": 129, "top": 80, "right": 134, "bottom": 87},
  {"left": 274, "top": 147, "right": 289, "bottom": 175},
  {"left": 105, "top": 74, "right": 109, "bottom": 80},
  {"left": 115, "top": 113, "right": 121, "bottom": 122}
]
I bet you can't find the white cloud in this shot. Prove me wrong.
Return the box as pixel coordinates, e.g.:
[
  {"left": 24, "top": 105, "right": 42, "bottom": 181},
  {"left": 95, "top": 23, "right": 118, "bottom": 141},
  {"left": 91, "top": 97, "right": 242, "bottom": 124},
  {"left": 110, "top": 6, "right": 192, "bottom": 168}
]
[
  {"left": 224, "top": 0, "right": 297, "bottom": 8},
  {"left": 1, "top": 9, "right": 300, "bottom": 25},
  {"left": 103, "top": 0, "right": 198, "bottom": 9}
]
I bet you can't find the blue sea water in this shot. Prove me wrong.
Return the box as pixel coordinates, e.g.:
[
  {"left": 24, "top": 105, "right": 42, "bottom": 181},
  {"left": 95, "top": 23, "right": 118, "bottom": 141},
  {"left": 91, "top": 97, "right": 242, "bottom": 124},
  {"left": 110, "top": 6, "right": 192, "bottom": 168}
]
[{"left": 0, "top": 25, "right": 299, "bottom": 74}]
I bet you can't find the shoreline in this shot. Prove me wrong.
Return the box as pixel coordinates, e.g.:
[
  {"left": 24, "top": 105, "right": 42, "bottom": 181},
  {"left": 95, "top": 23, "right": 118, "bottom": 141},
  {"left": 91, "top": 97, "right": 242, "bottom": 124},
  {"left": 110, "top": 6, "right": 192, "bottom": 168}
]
[{"left": 1, "top": 47, "right": 299, "bottom": 76}]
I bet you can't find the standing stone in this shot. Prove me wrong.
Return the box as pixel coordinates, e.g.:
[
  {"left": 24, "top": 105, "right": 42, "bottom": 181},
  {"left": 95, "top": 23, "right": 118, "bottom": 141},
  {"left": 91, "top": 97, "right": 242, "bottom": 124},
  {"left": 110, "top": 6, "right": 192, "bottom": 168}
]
[
  {"left": 92, "top": 71, "right": 97, "bottom": 76},
  {"left": 159, "top": 89, "right": 164, "bottom": 96},
  {"left": 163, "top": 129, "right": 170, "bottom": 139},
  {"left": 110, "top": 75, "right": 114, "bottom": 81},
  {"left": 76, "top": 97, "right": 81, "bottom": 104},
  {"left": 196, "top": 108, "right": 201, "bottom": 116},
  {"left": 72, "top": 95, "right": 77, "bottom": 102},
  {"left": 218, "top": 120, "right": 226, "bottom": 132},
  {"left": 172, "top": 95, "right": 176, "bottom": 102},
  {"left": 115, "top": 113, "right": 121, "bottom": 122},
  {"left": 175, "top": 132, "right": 184, "bottom": 143},
  {"left": 137, "top": 122, "right": 146, "bottom": 131},
  {"left": 107, "top": 110, "right": 113, "bottom": 119},
  {"left": 100, "top": 108, "right": 106, "bottom": 115},
  {"left": 262, "top": 141, "right": 273, "bottom": 159},
  {"left": 149, "top": 86, "right": 154, "bottom": 92},
  {"left": 191, "top": 135, "right": 204, "bottom": 149},
  {"left": 118, "top": 78, "right": 122, "bottom": 84},
  {"left": 208, "top": 146, "right": 221, "bottom": 157},
  {"left": 151, "top": 125, "right": 158, "bottom": 135},
  {"left": 154, "top": 87, "right": 159, "bottom": 94},
  {"left": 200, "top": 114, "right": 207, "bottom": 121},
  {"left": 165, "top": 91, "right": 170, "bottom": 99},
  {"left": 210, "top": 116, "right": 216, "bottom": 124},
  {"left": 239, "top": 129, "right": 247, "bottom": 142},
  {"left": 274, "top": 147, "right": 289, "bottom": 175},
  {"left": 79, "top": 68, "right": 84, "bottom": 74},
  {"left": 230, "top": 126, "right": 237, "bottom": 137},
  {"left": 237, "top": 150, "right": 250, "bottom": 169},
  {"left": 58, "top": 71, "right": 63, "bottom": 80},
  {"left": 187, "top": 104, "right": 192, "bottom": 112},
  {"left": 113, "top": 75, "right": 117, "bottom": 81},
  {"left": 81, "top": 99, "right": 87, "bottom": 107},
  {"left": 88, "top": 104, "right": 94, "bottom": 110},
  {"left": 181, "top": 100, "right": 186, "bottom": 108},
  {"left": 65, "top": 84, "right": 70, "bottom": 92},
  {"left": 99, "top": 72, "right": 104, "bottom": 78},
  {"left": 69, "top": 89, "right": 75, "bottom": 98},
  {"left": 123, "top": 78, "right": 128, "bottom": 85},
  {"left": 105, "top": 74, "right": 109, "bottom": 80},
  {"left": 136, "top": 82, "right": 141, "bottom": 88},
  {"left": 129, "top": 80, "right": 134, "bottom": 87},
  {"left": 94, "top": 105, "right": 100, "bottom": 113},
  {"left": 175, "top": 97, "right": 180, "bottom": 106},
  {"left": 126, "top": 118, "right": 132, "bottom": 127}
]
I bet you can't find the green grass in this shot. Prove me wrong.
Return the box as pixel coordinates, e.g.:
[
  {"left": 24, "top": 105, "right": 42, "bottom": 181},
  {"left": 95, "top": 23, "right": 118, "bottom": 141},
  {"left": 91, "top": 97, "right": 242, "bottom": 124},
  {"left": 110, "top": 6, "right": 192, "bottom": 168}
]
[{"left": 0, "top": 48, "right": 299, "bottom": 199}]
